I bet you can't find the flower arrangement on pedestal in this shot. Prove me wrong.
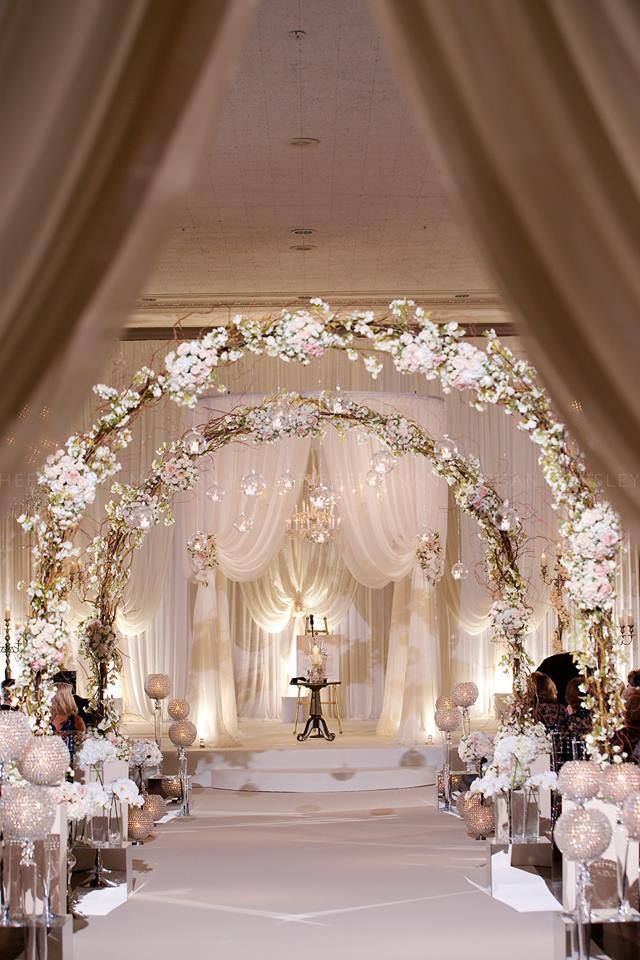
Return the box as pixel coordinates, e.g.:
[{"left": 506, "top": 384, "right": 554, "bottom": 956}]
[
  {"left": 129, "top": 738, "right": 163, "bottom": 792},
  {"left": 469, "top": 721, "right": 557, "bottom": 843},
  {"left": 416, "top": 530, "right": 445, "bottom": 586},
  {"left": 187, "top": 532, "right": 218, "bottom": 584},
  {"left": 11, "top": 298, "right": 624, "bottom": 760}
]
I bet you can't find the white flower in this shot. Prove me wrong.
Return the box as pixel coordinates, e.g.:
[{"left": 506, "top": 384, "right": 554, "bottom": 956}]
[
  {"left": 108, "top": 777, "right": 144, "bottom": 807},
  {"left": 458, "top": 732, "right": 494, "bottom": 764},
  {"left": 526, "top": 771, "right": 558, "bottom": 791},
  {"left": 76, "top": 735, "right": 118, "bottom": 769},
  {"left": 84, "top": 781, "right": 110, "bottom": 811},
  {"left": 129, "top": 739, "right": 163, "bottom": 768}
]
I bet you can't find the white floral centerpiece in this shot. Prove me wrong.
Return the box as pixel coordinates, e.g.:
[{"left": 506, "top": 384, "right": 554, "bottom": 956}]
[
  {"left": 458, "top": 732, "right": 494, "bottom": 771},
  {"left": 130, "top": 738, "right": 163, "bottom": 790},
  {"left": 469, "top": 721, "right": 556, "bottom": 842},
  {"left": 76, "top": 734, "right": 118, "bottom": 776}
]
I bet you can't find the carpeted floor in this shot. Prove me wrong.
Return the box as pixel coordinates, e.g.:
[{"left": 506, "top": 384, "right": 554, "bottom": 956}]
[{"left": 74, "top": 786, "right": 558, "bottom": 960}]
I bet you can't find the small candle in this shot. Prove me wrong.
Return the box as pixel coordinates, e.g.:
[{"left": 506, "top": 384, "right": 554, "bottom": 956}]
[{"left": 4, "top": 605, "right": 10, "bottom": 621}]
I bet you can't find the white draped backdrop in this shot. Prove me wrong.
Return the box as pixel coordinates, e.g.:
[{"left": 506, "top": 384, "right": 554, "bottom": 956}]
[{"left": 2, "top": 341, "right": 638, "bottom": 743}]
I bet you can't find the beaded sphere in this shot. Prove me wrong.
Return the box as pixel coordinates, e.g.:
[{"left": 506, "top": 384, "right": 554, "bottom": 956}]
[
  {"left": 0, "top": 711, "right": 32, "bottom": 762},
  {"left": 0, "top": 784, "right": 56, "bottom": 840},
  {"left": 554, "top": 808, "right": 612, "bottom": 862},
  {"left": 168, "top": 720, "right": 197, "bottom": 748},
  {"left": 143, "top": 794, "right": 167, "bottom": 822},
  {"left": 434, "top": 707, "right": 462, "bottom": 733},
  {"left": 435, "top": 695, "right": 455, "bottom": 711},
  {"left": 557, "top": 761, "right": 602, "bottom": 802},
  {"left": 128, "top": 805, "right": 154, "bottom": 842},
  {"left": 623, "top": 793, "right": 640, "bottom": 841},
  {"left": 144, "top": 674, "right": 171, "bottom": 700},
  {"left": 161, "top": 776, "right": 182, "bottom": 800},
  {"left": 464, "top": 801, "right": 495, "bottom": 840},
  {"left": 600, "top": 764, "right": 640, "bottom": 805},
  {"left": 18, "top": 735, "right": 69, "bottom": 785},
  {"left": 167, "top": 699, "right": 190, "bottom": 721},
  {"left": 452, "top": 682, "right": 479, "bottom": 709},
  {"left": 456, "top": 793, "right": 477, "bottom": 819}
]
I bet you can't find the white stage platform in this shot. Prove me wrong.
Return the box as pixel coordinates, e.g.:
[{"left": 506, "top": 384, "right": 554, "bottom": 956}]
[{"left": 158, "top": 720, "right": 440, "bottom": 793}]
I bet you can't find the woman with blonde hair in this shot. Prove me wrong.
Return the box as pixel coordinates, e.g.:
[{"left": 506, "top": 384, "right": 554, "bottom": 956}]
[{"left": 51, "top": 683, "right": 86, "bottom": 758}]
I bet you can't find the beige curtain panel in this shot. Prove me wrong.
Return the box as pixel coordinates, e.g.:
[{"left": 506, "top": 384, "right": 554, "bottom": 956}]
[
  {"left": 0, "top": 0, "right": 254, "bottom": 508},
  {"left": 373, "top": 0, "right": 640, "bottom": 535}
]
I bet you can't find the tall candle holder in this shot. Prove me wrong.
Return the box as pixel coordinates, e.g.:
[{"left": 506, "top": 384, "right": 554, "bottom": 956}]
[
  {"left": 434, "top": 706, "right": 462, "bottom": 811},
  {"left": 168, "top": 720, "right": 197, "bottom": 817},
  {"left": 144, "top": 674, "right": 171, "bottom": 747},
  {"left": 599, "top": 764, "right": 640, "bottom": 919},
  {"left": 554, "top": 808, "right": 612, "bottom": 960},
  {"left": 452, "top": 682, "right": 479, "bottom": 737}
]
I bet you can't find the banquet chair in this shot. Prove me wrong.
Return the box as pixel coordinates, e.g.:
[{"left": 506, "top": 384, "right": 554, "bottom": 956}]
[{"left": 293, "top": 682, "right": 343, "bottom": 736}]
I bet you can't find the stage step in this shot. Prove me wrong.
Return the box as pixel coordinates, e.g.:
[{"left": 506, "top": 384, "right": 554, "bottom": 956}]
[{"left": 164, "top": 743, "right": 439, "bottom": 793}]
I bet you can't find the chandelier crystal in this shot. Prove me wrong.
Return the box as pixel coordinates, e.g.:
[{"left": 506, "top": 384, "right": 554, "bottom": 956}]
[{"left": 287, "top": 474, "right": 340, "bottom": 544}]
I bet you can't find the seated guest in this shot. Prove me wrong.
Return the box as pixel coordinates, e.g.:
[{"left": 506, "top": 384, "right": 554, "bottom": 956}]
[
  {"left": 624, "top": 669, "right": 640, "bottom": 701},
  {"left": 612, "top": 689, "right": 640, "bottom": 762},
  {"left": 52, "top": 670, "right": 94, "bottom": 727},
  {"left": 51, "top": 683, "right": 86, "bottom": 759},
  {"left": 527, "top": 671, "right": 567, "bottom": 731},
  {"left": 560, "top": 677, "right": 592, "bottom": 737}
]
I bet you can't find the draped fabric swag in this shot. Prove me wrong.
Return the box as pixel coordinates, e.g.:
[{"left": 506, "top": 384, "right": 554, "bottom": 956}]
[{"left": 373, "top": 0, "right": 640, "bottom": 535}]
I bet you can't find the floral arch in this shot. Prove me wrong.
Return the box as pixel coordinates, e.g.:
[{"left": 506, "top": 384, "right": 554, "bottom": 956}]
[
  {"left": 85, "top": 393, "right": 530, "bottom": 730},
  {"left": 17, "top": 300, "right": 624, "bottom": 760}
]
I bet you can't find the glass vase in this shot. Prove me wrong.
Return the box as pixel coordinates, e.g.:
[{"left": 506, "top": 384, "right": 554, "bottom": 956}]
[
  {"left": 496, "top": 787, "right": 540, "bottom": 844},
  {"left": 107, "top": 796, "right": 122, "bottom": 846}
]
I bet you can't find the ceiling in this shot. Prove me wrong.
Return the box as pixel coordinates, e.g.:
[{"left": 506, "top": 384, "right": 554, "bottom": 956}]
[{"left": 132, "top": 0, "right": 506, "bottom": 332}]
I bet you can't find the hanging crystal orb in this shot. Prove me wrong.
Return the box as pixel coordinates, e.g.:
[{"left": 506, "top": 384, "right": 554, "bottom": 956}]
[
  {"left": 182, "top": 430, "right": 206, "bottom": 456},
  {"left": 206, "top": 481, "right": 226, "bottom": 503},
  {"left": 123, "top": 501, "right": 154, "bottom": 530},
  {"left": 234, "top": 514, "right": 254, "bottom": 533},
  {"left": 277, "top": 470, "right": 296, "bottom": 494},
  {"left": 451, "top": 560, "right": 469, "bottom": 581},
  {"left": 371, "top": 451, "right": 397, "bottom": 475},
  {"left": 436, "top": 437, "right": 454, "bottom": 461},
  {"left": 355, "top": 430, "right": 369, "bottom": 445},
  {"left": 495, "top": 499, "right": 516, "bottom": 532},
  {"left": 365, "top": 470, "right": 383, "bottom": 488},
  {"left": 240, "top": 470, "right": 267, "bottom": 497}
]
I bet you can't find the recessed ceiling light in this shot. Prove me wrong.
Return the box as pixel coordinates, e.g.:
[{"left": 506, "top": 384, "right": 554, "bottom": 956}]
[
  {"left": 289, "top": 136, "right": 320, "bottom": 148},
  {"left": 289, "top": 244, "right": 316, "bottom": 252},
  {"left": 290, "top": 227, "right": 314, "bottom": 236}
]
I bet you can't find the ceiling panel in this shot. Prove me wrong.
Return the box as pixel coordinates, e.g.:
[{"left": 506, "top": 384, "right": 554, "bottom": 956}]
[{"left": 137, "top": 0, "right": 498, "bottom": 321}]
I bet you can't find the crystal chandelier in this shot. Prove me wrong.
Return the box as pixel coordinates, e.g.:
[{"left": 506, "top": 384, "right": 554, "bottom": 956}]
[{"left": 286, "top": 474, "right": 340, "bottom": 544}]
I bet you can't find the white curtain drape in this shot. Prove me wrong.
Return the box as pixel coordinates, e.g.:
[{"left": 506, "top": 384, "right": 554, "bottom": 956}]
[
  {"left": 323, "top": 394, "right": 448, "bottom": 740},
  {"left": 237, "top": 538, "right": 357, "bottom": 716},
  {"left": 372, "top": 0, "right": 640, "bottom": 535},
  {"left": 0, "top": 0, "right": 253, "bottom": 506}
]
